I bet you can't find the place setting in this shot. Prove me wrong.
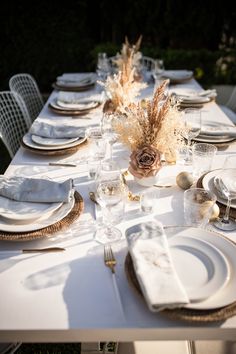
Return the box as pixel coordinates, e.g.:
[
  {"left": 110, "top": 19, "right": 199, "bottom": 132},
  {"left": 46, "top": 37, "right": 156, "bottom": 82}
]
[
  {"left": 161, "top": 70, "right": 194, "bottom": 84},
  {"left": 48, "top": 90, "right": 102, "bottom": 116},
  {"left": 52, "top": 72, "right": 97, "bottom": 92},
  {"left": 197, "top": 155, "right": 236, "bottom": 227},
  {"left": 123, "top": 213, "right": 236, "bottom": 322},
  {"left": 22, "top": 118, "right": 87, "bottom": 156},
  {"left": 0, "top": 175, "right": 84, "bottom": 241},
  {"left": 171, "top": 87, "right": 217, "bottom": 109},
  {"left": 193, "top": 120, "right": 236, "bottom": 145}
]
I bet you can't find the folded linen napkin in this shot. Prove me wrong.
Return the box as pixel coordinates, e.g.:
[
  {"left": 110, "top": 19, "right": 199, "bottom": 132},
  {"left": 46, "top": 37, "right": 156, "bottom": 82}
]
[
  {"left": 128, "top": 221, "right": 189, "bottom": 312},
  {"left": 200, "top": 126, "right": 236, "bottom": 137},
  {"left": 0, "top": 176, "right": 73, "bottom": 203},
  {"left": 30, "top": 120, "right": 84, "bottom": 139}
]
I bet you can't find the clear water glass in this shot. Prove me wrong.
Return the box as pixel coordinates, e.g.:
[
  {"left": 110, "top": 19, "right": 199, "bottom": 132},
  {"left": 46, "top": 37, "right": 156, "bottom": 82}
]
[
  {"left": 183, "top": 109, "right": 202, "bottom": 164},
  {"left": 192, "top": 143, "right": 217, "bottom": 179},
  {"left": 101, "top": 113, "right": 119, "bottom": 160}
]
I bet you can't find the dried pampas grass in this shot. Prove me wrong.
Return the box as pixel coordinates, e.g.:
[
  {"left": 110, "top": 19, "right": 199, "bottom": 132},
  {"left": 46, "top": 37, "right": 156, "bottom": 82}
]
[{"left": 114, "top": 80, "right": 186, "bottom": 154}]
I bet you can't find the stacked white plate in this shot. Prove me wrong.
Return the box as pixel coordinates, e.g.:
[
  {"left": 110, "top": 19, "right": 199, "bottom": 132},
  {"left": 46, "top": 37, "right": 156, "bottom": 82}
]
[
  {"left": 125, "top": 224, "right": 235, "bottom": 310},
  {"left": 23, "top": 132, "right": 86, "bottom": 151},
  {"left": 0, "top": 193, "right": 75, "bottom": 233}
]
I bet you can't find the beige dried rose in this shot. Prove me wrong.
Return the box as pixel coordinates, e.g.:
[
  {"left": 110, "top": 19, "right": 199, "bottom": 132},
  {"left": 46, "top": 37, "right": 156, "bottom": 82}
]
[{"left": 128, "top": 145, "right": 162, "bottom": 179}]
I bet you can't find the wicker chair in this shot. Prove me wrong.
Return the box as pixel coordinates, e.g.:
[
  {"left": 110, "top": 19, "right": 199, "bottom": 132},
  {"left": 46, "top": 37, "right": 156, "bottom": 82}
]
[
  {"left": 0, "top": 91, "right": 30, "bottom": 158},
  {"left": 9, "top": 73, "right": 44, "bottom": 123}
]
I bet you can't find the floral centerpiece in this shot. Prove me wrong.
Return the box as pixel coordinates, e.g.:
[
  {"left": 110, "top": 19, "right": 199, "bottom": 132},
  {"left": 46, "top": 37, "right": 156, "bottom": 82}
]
[
  {"left": 102, "top": 54, "right": 147, "bottom": 114},
  {"left": 113, "top": 35, "right": 143, "bottom": 77},
  {"left": 113, "top": 81, "right": 186, "bottom": 185}
]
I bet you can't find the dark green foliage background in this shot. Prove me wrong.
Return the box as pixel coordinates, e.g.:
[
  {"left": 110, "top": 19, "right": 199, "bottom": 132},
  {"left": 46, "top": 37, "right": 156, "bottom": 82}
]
[{"left": 0, "top": 0, "right": 235, "bottom": 93}]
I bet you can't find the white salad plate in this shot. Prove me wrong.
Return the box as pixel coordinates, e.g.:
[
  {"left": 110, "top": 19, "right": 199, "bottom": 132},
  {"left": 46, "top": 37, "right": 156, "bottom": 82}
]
[
  {"left": 31, "top": 135, "right": 80, "bottom": 147},
  {"left": 168, "top": 235, "right": 229, "bottom": 303},
  {"left": 56, "top": 99, "right": 99, "bottom": 110},
  {"left": 23, "top": 133, "right": 86, "bottom": 151},
  {"left": 202, "top": 170, "right": 236, "bottom": 209},
  {"left": 0, "top": 195, "right": 62, "bottom": 222},
  {"left": 0, "top": 194, "right": 74, "bottom": 233}
]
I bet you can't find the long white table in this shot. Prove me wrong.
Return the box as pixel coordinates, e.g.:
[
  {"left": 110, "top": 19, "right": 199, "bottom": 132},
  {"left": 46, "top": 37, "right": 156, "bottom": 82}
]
[{"left": 0, "top": 78, "right": 236, "bottom": 342}]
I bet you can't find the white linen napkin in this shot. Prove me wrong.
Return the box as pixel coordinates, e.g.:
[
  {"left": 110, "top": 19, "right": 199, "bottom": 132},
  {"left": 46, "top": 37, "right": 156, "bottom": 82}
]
[
  {"left": 30, "top": 120, "right": 84, "bottom": 139},
  {"left": 0, "top": 176, "right": 73, "bottom": 203},
  {"left": 128, "top": 221, "right": 189, "bottom": 312},
  {"left": 200, "top": 125, "right": 236, "bottom": 137}
]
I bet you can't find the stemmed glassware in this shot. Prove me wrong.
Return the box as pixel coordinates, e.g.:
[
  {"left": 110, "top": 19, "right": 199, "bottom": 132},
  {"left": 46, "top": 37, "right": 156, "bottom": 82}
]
[
  {"left": 101, "top": 112, "right": 119, "bottom": 160},
  {"left": 183, "top": 108, "right": 202, "bottom": 164},
  {"left": 94, "top": 161, "right": 126, "bottom": 244},
  {"left": 213, "top": 155, "right": 236, "bottom": 231},
  {"left": 96, "top": 52, "right": 111, "bottom": 81}
]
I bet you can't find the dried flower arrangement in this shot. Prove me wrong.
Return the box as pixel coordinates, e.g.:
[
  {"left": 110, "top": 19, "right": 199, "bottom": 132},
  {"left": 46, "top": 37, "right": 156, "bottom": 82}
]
[
  {"left": 102, "top": 54, "right": 147, "bottom": 113},
  {"left": 113, "top": 81, "right": 186, "bottom": 179},
  {"left": 113, "top": 35, "right": 143, "bottom": 72}
]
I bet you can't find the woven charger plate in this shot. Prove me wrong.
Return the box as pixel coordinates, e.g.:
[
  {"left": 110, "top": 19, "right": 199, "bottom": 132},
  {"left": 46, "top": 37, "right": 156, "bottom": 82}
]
[
  {"left": 21, "top": 139, "right": 87, "bottom": 156},
  {"left": 0, "top": 191, "right": 83, "bottom": 241},
  {"left": 125, "top": 252, "right": 236, "bottom": 322},
  {"left": 196, "top": 173, "right": 236, "bottom": 219}
]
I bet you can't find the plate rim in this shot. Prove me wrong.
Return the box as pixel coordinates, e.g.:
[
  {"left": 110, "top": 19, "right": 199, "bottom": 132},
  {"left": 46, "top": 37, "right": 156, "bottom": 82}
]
[
  {"left": 0, "top": 194, "right": 75, "bottom": 233},
  {"left": 23, "top": 133, "right": 86, "bottom": 151},
  {"left": 168, "top": 235, "right": 229, "bottom": 302},
  {"left": 31, "top": 134, "right": 79, "bottom": 147},
  {"left": 0, "top": 195, "right": 62, "bottom": 222}
]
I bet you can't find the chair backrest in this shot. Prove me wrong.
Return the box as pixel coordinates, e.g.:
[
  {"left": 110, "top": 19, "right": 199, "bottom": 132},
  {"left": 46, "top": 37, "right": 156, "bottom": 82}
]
[
  {"left": 226, "top": 86, "right": 236, "bottom": 112},
  {"left": 140, "top": 56, "right": 156, "bottom": 71},
  {"left": 9, "top": 73, "right": 44, "bottom": 123},
  {"left": 0, "top": 91, "right": 30, "bottom": 158}
]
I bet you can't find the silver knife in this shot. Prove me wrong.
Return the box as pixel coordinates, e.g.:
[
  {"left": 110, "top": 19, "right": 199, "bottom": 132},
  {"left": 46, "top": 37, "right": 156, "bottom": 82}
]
[
  {"left": 48, "top": 162, "right": 77, "bottom": 167},
  {"left": 0, "top": 247, "right": 66, "bottom": 254}
]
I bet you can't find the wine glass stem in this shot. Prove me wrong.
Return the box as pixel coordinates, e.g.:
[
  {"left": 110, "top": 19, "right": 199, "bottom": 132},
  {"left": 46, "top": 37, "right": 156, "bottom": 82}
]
[
  {"left": 223, "top": 197, "right": 232, "bottom": 222},
  {"left": 186, "top": 138, "right": 191, "bottom": 161},
  {"left": 108, "top": 142, "right": 113, "bottom": 160}
]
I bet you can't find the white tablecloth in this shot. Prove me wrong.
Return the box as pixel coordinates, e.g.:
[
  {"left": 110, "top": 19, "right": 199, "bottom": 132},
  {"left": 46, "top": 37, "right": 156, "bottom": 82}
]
[{"left": 0, "top": 78, "right": 236, "bottom": 342}]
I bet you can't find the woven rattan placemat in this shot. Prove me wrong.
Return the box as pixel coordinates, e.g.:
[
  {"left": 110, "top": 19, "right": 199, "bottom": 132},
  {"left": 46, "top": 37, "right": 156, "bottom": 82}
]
[
  {"left": 0, "top": 191, "right": 83, "bottom": 241},
  {"left": 125, "top": 252, "right": 236, "bottom": 322},
  {"left": 196, "top": 173, "right": 236, "bottom": 219}
]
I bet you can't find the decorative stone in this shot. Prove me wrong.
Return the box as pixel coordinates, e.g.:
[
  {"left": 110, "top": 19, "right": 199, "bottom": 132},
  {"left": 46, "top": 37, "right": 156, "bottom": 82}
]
[
  {"left": 176, "top": 171, "right": 194, "bottom": 190},
  {"left": 200, "top": 201, "right": 220, "bottom": 221}
]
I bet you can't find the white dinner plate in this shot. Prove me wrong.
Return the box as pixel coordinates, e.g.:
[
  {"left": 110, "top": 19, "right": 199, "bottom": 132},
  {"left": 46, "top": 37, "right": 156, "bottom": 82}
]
[
  {"left": 31, "top": 135, "right": 80, "bottom": 147},
  {"left": 194, "top": 135, "right": 235, "bottom": 143},
  {"left": 179, "top": 96, "right": 211, "bottom": 104},
  {"left": 56, "top": 99, "right": 99, "bottom": 110},
  {"left": 0, "top": 195, "right": 62, "bottom": 222},
  {"left": 23, "top": 133, "right": 86, "bottom": 151},
  {"left": 202, "top": 170, "right": 236, "bottom": 209},
  {"left": 0, "top": 193, "right": 74, "bottom": 233},
  {"left": 166, "top": 226, "right": 235, "bottom": 310},
  {"left": 168, "top": 235, "right": 229, "bottom": 302},
  {"left": 162, "top": 70, "right": 193, "bottom": 83}
]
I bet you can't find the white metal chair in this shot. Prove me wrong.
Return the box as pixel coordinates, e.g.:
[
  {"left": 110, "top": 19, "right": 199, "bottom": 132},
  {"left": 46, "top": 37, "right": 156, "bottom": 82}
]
[
  {"left": 220, "top": 86, "right": 236, "bottom": 124},
  {"left": 0, "top": 91, "right": 31, "bottom": 158},
  {"left": 9, "top": 73, "right": 44, "bottom": 123},
  {"left": 140, "top": 56, "right": 156, "bottom": 71}
]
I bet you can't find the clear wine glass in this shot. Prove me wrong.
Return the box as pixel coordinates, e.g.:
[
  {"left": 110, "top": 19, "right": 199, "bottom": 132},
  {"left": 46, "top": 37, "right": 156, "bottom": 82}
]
[
  {"left": 96, "top": 52, "right": 111, "bottom": 81},
  {"left": 213, "top": 155, "right": 236, "bottom": 231},
  {"left": 101, "top": 112, "right": 119, "bottom": 160},
  {"left": 94, "top": 162, "right": 126, "bottom": 244},
  {"left": 183, "top": 109, "right": 202, "bottom": 164}
]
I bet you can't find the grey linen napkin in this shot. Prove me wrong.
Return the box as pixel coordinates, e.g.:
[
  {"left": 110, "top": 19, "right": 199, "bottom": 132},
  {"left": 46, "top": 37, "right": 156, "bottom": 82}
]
[
  {"left": 0, "top": 176, "right": 73, "bottom": 203},
  {"left": 30, "top": 120, "right": 84, "bottom": 139}
]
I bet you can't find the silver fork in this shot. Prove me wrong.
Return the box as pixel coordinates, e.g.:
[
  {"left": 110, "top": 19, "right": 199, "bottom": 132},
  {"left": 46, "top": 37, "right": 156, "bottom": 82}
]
[
  {"left": 104, "top": 245, "right": 116, "bottom": 273},
  {"left": 104, "top": 245, "right": 126, "bottom": 321}
]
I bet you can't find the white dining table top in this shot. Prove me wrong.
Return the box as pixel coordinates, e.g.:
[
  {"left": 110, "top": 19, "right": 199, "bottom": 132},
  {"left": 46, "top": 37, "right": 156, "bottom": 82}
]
[{"left": 1, "top": 76, "right": 236, "bottom": 343}]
